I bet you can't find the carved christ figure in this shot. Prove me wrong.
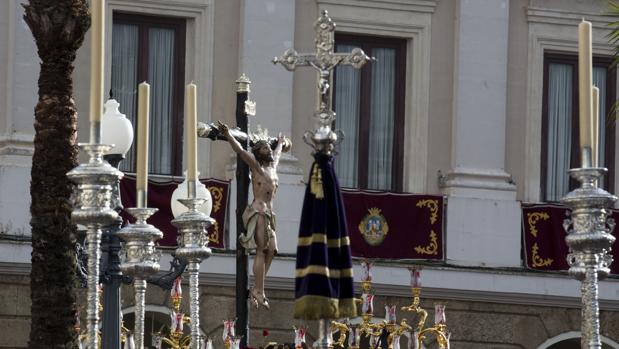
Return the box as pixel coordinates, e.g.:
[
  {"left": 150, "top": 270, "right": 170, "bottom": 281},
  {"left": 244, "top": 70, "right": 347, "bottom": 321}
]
[{"left": 218, "top": 121, "right": 286, "bottom": 309}]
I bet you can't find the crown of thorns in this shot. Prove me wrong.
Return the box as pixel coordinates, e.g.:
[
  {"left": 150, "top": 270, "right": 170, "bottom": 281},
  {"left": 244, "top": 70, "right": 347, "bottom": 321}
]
[{"left": 250, "top": 125, "right": 271, "bottom": 150}]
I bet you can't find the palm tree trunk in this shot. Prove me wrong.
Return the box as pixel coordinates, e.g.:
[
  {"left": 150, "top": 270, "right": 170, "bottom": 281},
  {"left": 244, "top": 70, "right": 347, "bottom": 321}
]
[{"left": 23, "top": 1, "right": 90, "bottom": 348}]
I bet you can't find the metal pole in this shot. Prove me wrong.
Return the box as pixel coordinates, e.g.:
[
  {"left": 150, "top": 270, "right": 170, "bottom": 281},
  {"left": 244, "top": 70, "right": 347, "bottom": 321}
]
[
  {"left": 133, "top": 278, "right": 147, "bottom": 349},
  {"left": 235, "top": 75, "right": 251, "bottom": 348},
  {"left": 101, "top": 154, "right": 125, "bottom": 349},
  {"left": 86, "top": 227, "right": 103, "bottom": 349},
  {"left": 188, "top": 261, "right": 201, "bottom": 349},
  {"left": 581, "top": 266, "right": 601, "bottom": 348}
]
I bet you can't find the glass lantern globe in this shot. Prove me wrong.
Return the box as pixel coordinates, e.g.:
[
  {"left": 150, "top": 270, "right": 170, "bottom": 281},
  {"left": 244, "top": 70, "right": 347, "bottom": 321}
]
[
  {"left": 170, "top": 172, "right": 213, "bottom": 218},
  {"left": 101, "top": 99, "right": 134, "bottom": 156}
]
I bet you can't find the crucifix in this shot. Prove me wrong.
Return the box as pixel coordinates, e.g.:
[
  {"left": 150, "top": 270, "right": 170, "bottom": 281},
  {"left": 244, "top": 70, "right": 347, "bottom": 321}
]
[
  {"left": 272, "top": 10, "right": 373, "bottom": 348},
  {"left": 197, "top": 75, "right": 290, "bottom": 348},
  {"left": 273, "top": 9, "right": 373, "bottom": 154}
]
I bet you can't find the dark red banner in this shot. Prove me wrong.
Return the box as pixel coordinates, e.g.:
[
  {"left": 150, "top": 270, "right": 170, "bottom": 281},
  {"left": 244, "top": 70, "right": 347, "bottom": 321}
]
[
  {"left": 522, "top": 203, "right": 619, "bottom": 274},
  {"left": 119, "top": 175, "right": 229, "bottom": 249},
  {"left": 341, "top": 190, "right": 444, "bottom": 260}
]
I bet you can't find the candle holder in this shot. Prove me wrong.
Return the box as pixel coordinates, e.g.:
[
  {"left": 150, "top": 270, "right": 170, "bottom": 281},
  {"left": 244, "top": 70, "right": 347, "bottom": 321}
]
[
  {"left": 402, "top": 267, "right": 426, "bottom": 336},
  {"left": 355, "top": 263, "right": 449, "bottom": 349},
  {"left": 561, "top": 167, "right": 617, "bottom": 349},
  {"left": 222, "top": 319, "right": 239, "bottom": 349},
  {"left": 294, "top": 326, "right": 307, "bottom": 349},
  {"left": 346, "top": 325, "right": 360, "bottom": 349},
  {"left": 68, "top": 143, "right": 123, "bottom": 349},
  {"left": 357, "top": 279, "right": 412, "bottom": 348},
  {"left": 331, "top": 320, "right": 350, "bottom": 348},
  {"left": 172, "top": 195, "right": 214, "bottom": 349},
  {"left": 118, "top": 207, "right": 163, "bottom": 349},
  {"left": 223, "top": 337, "right": 241, "bottom": 349},
  {"left": 404, "top": 300, "right": 449, "bottom": 349},
  {"left": 153, "top": 277, "right": 192, "bottom": 349},
  {"left": 313, "top": 319, "right": 334, "bottom": 349}
]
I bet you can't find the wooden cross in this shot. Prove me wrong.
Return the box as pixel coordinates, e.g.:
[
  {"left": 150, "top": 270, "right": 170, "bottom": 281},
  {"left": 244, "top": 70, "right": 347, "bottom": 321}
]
[{"left": 273, "top": 10, "right": 372, "bottom": 152}]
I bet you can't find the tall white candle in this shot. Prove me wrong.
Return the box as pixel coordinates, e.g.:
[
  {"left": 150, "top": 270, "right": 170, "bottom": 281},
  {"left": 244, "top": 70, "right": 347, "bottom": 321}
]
[
  {"left": 136, "top": 82, "right": 150, "bottom": 208},
  {"left": 592, "top": 86, "right": 600, "bottom": 167},
  {"left": 89, "top": 0, "right": 105, "bottom": 143},
  {"left": 185, "top": 83, "right": 198, "bottom": 184},
  {"left": 578, "top": 20, "right": 593, "bottom": 167}
]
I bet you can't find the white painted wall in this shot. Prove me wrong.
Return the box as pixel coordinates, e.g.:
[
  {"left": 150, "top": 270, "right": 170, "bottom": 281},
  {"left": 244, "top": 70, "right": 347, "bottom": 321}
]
[
  {"left": 440, "top": 0, "right": 521, "bottom": 267},
  {"left": 0, "top": 0, "right": 37, "bottom": 238},
  {"left": 1, "top": 0, "right": 619, "bottom": 311},
  {"left": 239, "top": 0, "right": 295, "bottom": 137}
]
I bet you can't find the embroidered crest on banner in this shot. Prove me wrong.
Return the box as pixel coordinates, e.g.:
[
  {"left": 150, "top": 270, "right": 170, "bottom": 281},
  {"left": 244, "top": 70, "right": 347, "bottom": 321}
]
[{"left": 358, "top": 207, "right": 389, "bottom": 246}]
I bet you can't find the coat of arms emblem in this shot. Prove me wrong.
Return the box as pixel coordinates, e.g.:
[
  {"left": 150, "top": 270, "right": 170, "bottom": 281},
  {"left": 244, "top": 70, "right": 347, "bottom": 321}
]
[{"left": 358, "top": 207, "right": 389, "bottom": 246}]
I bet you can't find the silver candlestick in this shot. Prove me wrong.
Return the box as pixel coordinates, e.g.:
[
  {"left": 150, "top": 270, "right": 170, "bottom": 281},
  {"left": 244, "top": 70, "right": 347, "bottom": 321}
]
[
  {"left": 68, "top": 143, "right": 123, "bottom": 349},
  {"left": 561, "top": 167, "right": 617, "bottom": 349},
  {"left": 118, "top": 207, "right": 163, "bottom": 349},
  {"left": 172, "top": 191, "right": 214, "bottom": 349}
]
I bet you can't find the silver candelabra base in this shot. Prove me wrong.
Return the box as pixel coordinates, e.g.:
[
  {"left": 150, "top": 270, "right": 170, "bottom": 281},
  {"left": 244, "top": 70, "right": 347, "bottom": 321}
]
[
  {"left": 118, "top": 207, "right": 163, "bottom": 349},
  {"left": 561, "top": 167, "right": 617, "bottom": 349},
  {"left": 172, "top": 197, "right": 214, "bottom": 349},
  {"left": 68, "top": 143, "right": 124, "bottom": 349}
]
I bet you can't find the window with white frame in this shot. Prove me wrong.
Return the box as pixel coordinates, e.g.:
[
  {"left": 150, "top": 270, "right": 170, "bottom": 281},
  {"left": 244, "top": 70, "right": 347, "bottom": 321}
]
[
  {"left": 541, "top": 52, "right": 616, "bottom": 202},
  {"left": 111, "top": 13, "right": 186, "bottom": 176},
  {"left": 333, "top": 34, "right": 406, "bottom": 192}
]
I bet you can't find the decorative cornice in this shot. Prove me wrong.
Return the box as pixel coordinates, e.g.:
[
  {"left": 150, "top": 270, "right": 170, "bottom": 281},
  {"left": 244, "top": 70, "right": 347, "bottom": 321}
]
[
  {"left": 0, "top": 262, "right": 31, "bottom": 277},
  {"left": 321, "top": 16, "right": 425, "bottom": 36},
  {"left": 0, "top": 133, "right": 34, "bottom": 157},
  {"left": 108, "top": 0, "right": 211, "bottom": 13},
  {"left": 527, "top": 7, "right": 616, "bottom": 28},
  {"left": 439, "top": 167, "right": 517, "bottom": 198},
  {"left": 317, "top": 0, "right": 437, "bottom": 14},
  {"left": 196, "top": 272, "right": 619, "bottom": 311},
  {"left": 3, "top": 255, "right": 619, "bottom": 310}
]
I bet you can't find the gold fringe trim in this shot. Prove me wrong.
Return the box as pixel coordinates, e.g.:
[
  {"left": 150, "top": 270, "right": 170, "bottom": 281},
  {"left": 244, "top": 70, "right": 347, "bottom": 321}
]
[
  {"left": 295, "top": 266, "right": 354, "bottom": 278},
  {"left": 297, "top": 233, "right": 350, "bottom": 248},
  {"left": 310, "top": 163, "right": 325, "bottom": 199},
  {"left": 294, "top": 295, "right": 358, "bottom": 320}
]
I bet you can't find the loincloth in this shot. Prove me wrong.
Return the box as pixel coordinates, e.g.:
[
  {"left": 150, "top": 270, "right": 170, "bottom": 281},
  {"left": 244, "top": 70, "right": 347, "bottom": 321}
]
[{"left": 239, "top": 205, "right": 278, "bottom": 254}]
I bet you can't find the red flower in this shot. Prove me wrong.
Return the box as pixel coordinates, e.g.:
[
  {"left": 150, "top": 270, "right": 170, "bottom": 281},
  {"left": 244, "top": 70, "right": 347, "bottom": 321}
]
[{"left": 263, "top": 330, "right": 269, "bottom": 337}]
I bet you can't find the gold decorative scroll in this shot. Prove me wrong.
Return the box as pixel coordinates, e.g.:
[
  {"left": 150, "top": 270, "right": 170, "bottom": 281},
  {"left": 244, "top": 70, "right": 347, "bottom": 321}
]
[
  {"left": 414, "top": 230, "right": 439, "bottom": 255},
  {"left": 208, "top": 186, "right": 224, "bottom": 213},
  {"left": 527, "top": 212, "right": 550, "bottom": 237},
  {"left": 531, "top": 243, "right": 553, "bottom": 267},
  {"left": 416, "top": 199, "right": 439, "bottom": 225},
  {"left": 208, "top": 221, "right": 220, "bottom": 245}
]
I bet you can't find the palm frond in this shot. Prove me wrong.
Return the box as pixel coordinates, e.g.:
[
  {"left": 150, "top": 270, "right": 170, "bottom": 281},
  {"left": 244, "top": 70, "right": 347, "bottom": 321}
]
[{"left": 608, "top": 1, "right": 619, "bottom": 68}]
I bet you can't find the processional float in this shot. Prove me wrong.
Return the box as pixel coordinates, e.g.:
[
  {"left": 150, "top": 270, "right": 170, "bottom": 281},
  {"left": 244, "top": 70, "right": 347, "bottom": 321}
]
[
  {"left": 69, "top": 3, "right": 614, "bottom": 349},
  {"left": 68, "top": 2, "right": 452, "bottom": 348}
]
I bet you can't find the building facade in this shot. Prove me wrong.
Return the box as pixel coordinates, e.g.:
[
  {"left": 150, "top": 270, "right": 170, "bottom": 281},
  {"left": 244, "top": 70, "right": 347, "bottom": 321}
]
[{"left": 1, "top": 0, "right": 619, "bottom": 348}]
